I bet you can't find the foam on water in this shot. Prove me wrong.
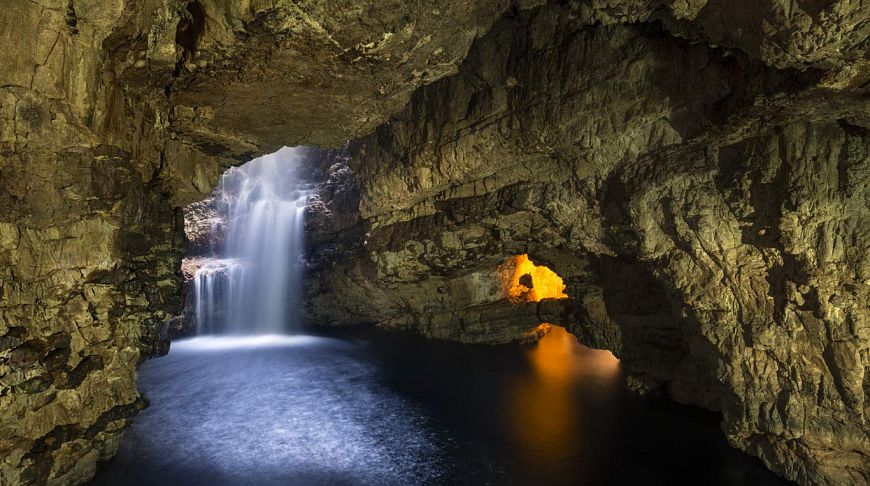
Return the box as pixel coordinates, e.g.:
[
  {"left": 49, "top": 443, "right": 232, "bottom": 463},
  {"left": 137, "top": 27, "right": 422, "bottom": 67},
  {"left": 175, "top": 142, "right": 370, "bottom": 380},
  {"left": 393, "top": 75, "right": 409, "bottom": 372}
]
[
  {"left": 171, "top": 334, "right": 337, "bottom": 352},
  {"left": 95, "top": 332, "right": 443, "bottom": 485}
]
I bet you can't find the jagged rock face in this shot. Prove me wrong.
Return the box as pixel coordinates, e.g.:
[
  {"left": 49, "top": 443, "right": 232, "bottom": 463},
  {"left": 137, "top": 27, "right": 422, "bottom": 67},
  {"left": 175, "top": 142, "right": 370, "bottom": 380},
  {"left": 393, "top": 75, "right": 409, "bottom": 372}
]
[
  {"left": 167, "top": 0, "right": 553, "bottom": 153},
  {"left": 303, "top": 5, "right": 870, "bottom": 485},
  {"left": 1, "top": 0, "right": 867, "bottom": 485},
  {"left": 0, "top": 1, "right": 533, "bottom": 483},
  {"left": 183, "top": 197, "right": 222, "bottom": 256},
  {"left": 0, "top": 2, "right": 180, "bottom": 483}
]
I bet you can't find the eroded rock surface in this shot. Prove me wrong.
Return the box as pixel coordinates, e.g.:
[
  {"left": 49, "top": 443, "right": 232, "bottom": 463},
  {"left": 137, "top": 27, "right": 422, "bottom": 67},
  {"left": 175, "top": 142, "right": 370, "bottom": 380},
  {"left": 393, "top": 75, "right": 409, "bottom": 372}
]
[
  {"left": 302, "top": 5, "right": 869, "bottom": 484},
  {"left": 0, "top": 0, "right": 526, "bottom": 482},
  {"left": 0, "top": 0, "right": 867, "bottom": 484}
]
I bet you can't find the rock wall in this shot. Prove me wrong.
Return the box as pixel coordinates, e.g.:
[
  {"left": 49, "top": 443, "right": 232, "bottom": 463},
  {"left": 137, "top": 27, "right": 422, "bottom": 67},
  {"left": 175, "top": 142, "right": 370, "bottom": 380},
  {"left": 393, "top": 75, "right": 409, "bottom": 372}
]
[
  {"left": 0, "top": 0, "right": 528, "bottom": 483},
  {"left": 0, "top": 2, "right": 181, "bottom": 483},
  {"left": 303, "top": 5, "right": 870, "bottom": 484},
  {"left": 0, "top": 0, "right": 867, "bottom": 484}
]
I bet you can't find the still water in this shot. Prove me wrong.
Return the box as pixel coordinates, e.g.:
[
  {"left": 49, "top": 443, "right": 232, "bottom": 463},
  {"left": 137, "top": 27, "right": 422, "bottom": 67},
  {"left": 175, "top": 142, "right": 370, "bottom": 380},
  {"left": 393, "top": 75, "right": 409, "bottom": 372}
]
[{"left": 89, "top": 327, "right": 788, "bottom": 485}]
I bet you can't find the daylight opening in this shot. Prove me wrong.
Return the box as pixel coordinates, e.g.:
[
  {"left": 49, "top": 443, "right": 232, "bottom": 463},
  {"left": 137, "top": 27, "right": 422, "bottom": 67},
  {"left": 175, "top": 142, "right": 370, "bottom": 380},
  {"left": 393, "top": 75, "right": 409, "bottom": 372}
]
[{"left": 499, "top": 254, "right": 568, "bottom": 303}]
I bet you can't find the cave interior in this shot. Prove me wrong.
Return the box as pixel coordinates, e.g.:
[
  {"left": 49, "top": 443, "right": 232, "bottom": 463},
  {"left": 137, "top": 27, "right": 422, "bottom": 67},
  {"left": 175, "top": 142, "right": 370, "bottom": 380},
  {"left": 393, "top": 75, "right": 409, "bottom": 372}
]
[{"left": 0, "top": 0, "right": 868, "bottom": 485}]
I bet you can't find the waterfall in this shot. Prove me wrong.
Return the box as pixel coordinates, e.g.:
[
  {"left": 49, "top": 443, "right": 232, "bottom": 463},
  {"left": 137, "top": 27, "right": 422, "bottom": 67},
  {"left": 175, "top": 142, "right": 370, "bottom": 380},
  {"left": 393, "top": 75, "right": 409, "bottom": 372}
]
[{"left": 192, "top": 147, "right": 308, "bottom": 335}]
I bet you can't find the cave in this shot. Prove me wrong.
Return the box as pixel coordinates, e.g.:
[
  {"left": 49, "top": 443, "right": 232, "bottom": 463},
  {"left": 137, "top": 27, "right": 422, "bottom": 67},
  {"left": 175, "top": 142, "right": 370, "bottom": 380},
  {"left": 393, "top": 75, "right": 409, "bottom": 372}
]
[{"left": 1, "top": 1, "right": 868, "bottom": 485}]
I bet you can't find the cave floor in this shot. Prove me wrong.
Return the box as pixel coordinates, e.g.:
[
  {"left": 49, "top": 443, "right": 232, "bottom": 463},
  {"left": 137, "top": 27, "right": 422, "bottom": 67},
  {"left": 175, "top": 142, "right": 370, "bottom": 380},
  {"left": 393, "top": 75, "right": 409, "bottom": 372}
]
[{"left": 88, "top": 327, "right": 789, "bottom": 485}]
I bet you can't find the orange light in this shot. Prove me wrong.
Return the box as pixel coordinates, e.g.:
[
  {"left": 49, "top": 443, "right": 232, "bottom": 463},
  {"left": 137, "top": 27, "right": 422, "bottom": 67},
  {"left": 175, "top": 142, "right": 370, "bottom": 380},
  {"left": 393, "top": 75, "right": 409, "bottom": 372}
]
[
  {"left": 505, "top": 326, "right": 621, "bottom": 475},
  {"left": 526, "top": 326, "right": 620, "bottom": 380},
  {"left": 499, "top": 254, "right": 568, "bottom": 303}
]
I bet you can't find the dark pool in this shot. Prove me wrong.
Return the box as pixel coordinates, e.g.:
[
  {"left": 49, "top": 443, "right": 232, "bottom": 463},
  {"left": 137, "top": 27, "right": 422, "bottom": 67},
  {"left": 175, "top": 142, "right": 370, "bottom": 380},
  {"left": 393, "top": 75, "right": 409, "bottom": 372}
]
[{"left": 89, "top": 326, "right": 788, "bottom": 485}]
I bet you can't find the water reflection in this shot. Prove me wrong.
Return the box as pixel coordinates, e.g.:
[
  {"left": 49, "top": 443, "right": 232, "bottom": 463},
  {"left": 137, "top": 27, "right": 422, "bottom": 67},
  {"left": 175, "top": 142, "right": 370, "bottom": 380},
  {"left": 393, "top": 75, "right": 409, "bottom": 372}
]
[
  {"left": 507, "top": 326, "right": 621, "bottom": 478},
  {"left": 91, "top": 327, "right": 788, "bottom": 486},
  {"left": 91, "top": 334, "right": 441, "bottom": 485}
]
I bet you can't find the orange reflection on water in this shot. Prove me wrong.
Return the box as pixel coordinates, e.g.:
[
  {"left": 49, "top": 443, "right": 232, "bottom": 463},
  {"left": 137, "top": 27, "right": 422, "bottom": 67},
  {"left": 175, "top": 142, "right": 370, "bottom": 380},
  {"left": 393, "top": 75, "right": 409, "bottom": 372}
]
[{"left": 505, "top": 326, "right": 621, "bottom": 476}]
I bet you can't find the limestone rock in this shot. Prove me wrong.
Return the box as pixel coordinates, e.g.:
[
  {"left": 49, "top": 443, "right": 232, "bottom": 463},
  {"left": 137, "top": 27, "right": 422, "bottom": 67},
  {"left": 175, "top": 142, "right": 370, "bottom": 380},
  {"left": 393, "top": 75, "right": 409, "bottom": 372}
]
[
  {"left": 1, "top": 0, "right": 868, "bottom": 484},
  {"left": 303, "top": 5, "right": 870, "bottom": 484},
  {"left": 183, "top": 196, "right": 223, "bottom": 257}
]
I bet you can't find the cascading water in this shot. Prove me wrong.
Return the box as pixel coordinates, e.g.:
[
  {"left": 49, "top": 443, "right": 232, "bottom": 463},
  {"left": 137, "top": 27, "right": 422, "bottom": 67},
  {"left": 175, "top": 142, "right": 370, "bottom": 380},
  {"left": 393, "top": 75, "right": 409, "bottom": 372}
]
[{"left": 192, "top": 147, "right": 309, "bottom": 334}]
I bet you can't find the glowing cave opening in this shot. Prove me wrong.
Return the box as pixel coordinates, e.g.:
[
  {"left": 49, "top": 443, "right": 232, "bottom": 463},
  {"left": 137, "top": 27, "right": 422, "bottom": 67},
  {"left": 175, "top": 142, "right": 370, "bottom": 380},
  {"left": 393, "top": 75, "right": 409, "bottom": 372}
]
[{"left": 499, "top": 254, "right": 568, "bottom": 303}]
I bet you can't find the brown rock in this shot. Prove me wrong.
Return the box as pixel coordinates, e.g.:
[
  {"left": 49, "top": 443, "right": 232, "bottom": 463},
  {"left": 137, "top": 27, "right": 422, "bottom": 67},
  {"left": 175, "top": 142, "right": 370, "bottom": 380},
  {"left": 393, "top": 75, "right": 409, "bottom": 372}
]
[{"left": 1, "top": 0, "right": 867, "bottom": 484}]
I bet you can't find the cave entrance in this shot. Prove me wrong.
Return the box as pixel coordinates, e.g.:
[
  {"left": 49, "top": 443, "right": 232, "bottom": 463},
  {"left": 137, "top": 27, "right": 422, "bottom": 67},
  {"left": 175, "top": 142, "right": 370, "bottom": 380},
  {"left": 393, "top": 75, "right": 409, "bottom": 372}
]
[{"left": 499, "top": 254, "right": 568, "bottom": 303}]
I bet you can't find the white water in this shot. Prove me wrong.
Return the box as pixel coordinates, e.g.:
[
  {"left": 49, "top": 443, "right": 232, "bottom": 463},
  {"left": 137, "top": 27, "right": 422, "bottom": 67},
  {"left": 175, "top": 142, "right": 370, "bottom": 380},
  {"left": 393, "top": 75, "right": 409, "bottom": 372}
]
[{"left": 192, "top": 147, "right": 309, "bottom": 335}]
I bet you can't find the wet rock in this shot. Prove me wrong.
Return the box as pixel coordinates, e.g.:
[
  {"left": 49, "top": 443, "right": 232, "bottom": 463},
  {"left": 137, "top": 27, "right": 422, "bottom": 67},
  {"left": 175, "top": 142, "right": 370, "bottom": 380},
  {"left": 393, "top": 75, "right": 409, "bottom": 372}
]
[
  {"left": 184, "top": 197, "right": 224, "bottom": 257},
  {"left": 302, "top": 5, "right": 869, "bottom": 484},
  {"left": 1, "top": 0, "right": 867, "bottom": 484}
]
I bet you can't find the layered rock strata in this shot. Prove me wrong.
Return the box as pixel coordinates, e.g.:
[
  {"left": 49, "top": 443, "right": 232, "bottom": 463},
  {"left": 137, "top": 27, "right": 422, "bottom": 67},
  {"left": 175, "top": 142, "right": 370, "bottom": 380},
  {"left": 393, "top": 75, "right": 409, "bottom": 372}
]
[
  {"left": 303, "top": 5, "right": 870, "bottom": 484},
  {"left": 0, "top": 1, "right": 539, "bottom": 482},
  {"left": 0, "top": 0, "right": 867, "bottom": 484}
]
